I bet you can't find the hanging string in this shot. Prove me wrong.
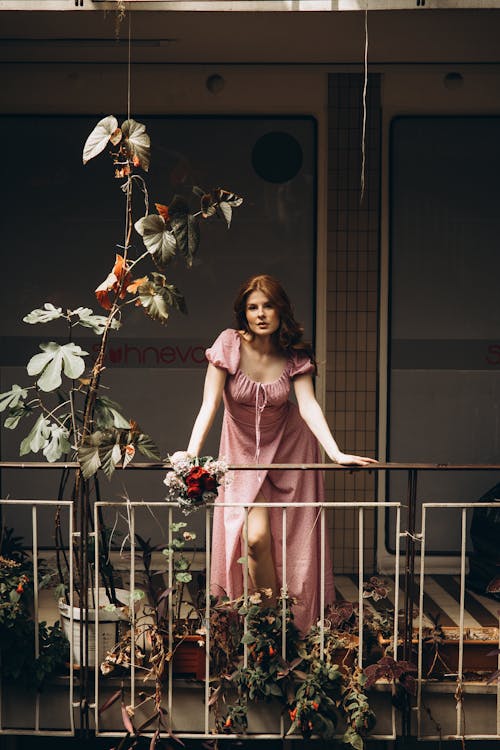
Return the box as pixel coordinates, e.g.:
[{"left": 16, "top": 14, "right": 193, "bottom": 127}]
[
  {"left": 360, "top": 6, "right": 369, "bottom": 204},
  {"left": 124, "top": 10, "right": 132, "bottom": 257}
]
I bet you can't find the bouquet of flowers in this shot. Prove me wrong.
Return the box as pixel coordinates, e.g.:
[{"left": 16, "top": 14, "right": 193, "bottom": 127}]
[{"left": 164, "top": 455, "right": 228, "bottom": 515}]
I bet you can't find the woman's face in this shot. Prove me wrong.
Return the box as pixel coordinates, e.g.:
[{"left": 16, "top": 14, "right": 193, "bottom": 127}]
[{"left": 245, "top": 290, "right": 280, "bottom": 337}]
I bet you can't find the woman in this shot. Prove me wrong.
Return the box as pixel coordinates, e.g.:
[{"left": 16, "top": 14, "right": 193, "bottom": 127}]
[{"left": 172, "top": 274, "right": 376, "bottom": 632}]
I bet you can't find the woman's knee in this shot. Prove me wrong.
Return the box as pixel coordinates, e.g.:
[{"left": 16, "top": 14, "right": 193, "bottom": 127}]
[{"left": 246, "top": 526, "right": 271, "bottom": 560}]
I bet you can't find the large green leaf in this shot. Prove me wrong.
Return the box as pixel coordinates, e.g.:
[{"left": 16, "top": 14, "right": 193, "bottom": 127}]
[
  {"left": 343, "top": 728, "right": 364, "bottom": 750},
  {"left": 153, "top": 274, "right": 187, "bottom": 315},
  {"left": 121, "top": 119, "right": 150, "bottom": 172},
  {"left": 134, "top": 214, "right": 177, "bottom": 268},
  {"left": 23, "top": 304, "right": 64, "bottom": 325},
  {"left": 137, "top": 274, "right": 186, "bottom": 325},
  {"left": 78, "top": 429, "right": 123, "bottom": 479},
  {"left": 0, "top": 384, "right": 28, "bottom": 412},
  {"left": 19, "top": 415, "right": 51, "bottom": 456},
  {"left": 78, "top": 436, "right": 102, "bottom": 479},
  {"left": 27, "top": 342, "right": 88, "bottom": 392},
  {"left": 218, "top": 202, "right": 233, "bottom": 228},
  {"left": 100, "top": 442, "right": 123, "bottom": 479},
  {"left": 43, "top": 424, "right": 71, "bottom": 462},
  {"left": 198, "top": 187, "right": 243, "bottom": 228},
  {"left": 78, "top": 425, "right": 159, "bottom": 479},
  {"left": 73, "top": 307, "right": 120, "bottom": 335},
  {"left": 4, "top": 404, "right": 31, "bottom": 430},
  {"left": 95, "top": 396, "right": 130, "bottom": 430},
  {"left": 136, "top": 432, "right": 161, "bottom": 460},
  {"left": 169, "top": 212, "right": 200, "bottom": 268},
  {"left": 83, "top": 115, "right": 119, "bottom": 164}
]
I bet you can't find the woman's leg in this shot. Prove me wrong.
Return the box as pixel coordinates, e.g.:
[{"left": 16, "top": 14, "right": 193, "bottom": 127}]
[{"left": 245, "top": 495, "right": 277, "bottom": 598}]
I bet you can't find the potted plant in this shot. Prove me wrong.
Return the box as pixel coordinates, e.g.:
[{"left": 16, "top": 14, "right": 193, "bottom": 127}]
[
  {"left": 97, "top": 517, "right": 212, "bottom": 742},
  {"left": 422, "top": 622, "right": 499, "bottom": 678},
  {"left": 0, "top": 527, "right": 69, "bottom": 691}
]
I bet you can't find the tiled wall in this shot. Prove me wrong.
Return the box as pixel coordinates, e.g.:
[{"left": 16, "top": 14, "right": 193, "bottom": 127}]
[{"left": 326, "top": 73, "right": 381, "bottom": 574}]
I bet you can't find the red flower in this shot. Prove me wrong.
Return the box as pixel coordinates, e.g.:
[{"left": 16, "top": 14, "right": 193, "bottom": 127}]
[
  {"left": 187, "top": 482, "right": 202, "bottom": 498},
  {"left": 312, "top": 701, "right": 319, "bottom": 711},
  {"left": 289, "top": 707, "right": 297, "bottom": 722},
  {"left": 16, "top": 584, "right": 24, "bottom": 594},
  {"left": 203, "top": 474, "right": 217, "bottom": 492},
  {"left": 185, "top": 466, "right": 217, "bottom": 499},
  {"left": 186, "top": 466, "right": 205, "bottom": 483}
]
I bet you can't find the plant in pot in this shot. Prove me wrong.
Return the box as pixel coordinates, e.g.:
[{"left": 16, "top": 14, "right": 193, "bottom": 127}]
[
  {"left": 0, "top": 527, "right": 69, "bottom": 691},
  {"left": 97, "top": 517, "right": 210, "bottom": 742},
  {"left": 0, "top": 115, "right": 242, "bottom": 670},
  {"left": 284, "top": 600, "right": 376, "bottom": 747},
  {"left": 207, "top": 591, "right": 376, "bottom": 747},
  {"left": 211, "top": 590, "right": 301, "bottom": 734},
  {"left": 421, "top": 618, "right": 499, "bottom": 679}
]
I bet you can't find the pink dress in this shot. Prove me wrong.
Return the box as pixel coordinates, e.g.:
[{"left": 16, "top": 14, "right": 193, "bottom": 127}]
[{"left": 207, "top": 328, "right": 335, "bottom": 633}]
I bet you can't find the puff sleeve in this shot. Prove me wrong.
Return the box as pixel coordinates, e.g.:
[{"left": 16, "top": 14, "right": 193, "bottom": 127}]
[
  {"left": 289, "top": 349, "right": 315, "bottom": 379},
  {"left": 205, "top": 329, "right": 240, "bottom": 375}
]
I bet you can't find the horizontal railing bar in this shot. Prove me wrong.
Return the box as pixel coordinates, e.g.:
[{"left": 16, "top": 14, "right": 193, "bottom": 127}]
[
  {"left": 422, "top": 502, "right": 500, "bottom": 508},
  {"left": 2, "top": 461, "right": 500, "bottom": 471},
  {"left": 0, "top": 498, "right": 73, "bottom": 506},
  {"left": 0, "top": 731, "right": 75, "bottom": 737},
  {"left": 94, "top": 500, "right": 402, "bottom": 508},
  {"left": 97, "top": 731, "right": 398, "bottom": 742}
]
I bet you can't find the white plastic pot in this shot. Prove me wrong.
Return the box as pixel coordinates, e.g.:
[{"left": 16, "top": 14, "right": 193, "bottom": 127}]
[{"left": 59, "top": 588, "right": 131, "bottom": 667}]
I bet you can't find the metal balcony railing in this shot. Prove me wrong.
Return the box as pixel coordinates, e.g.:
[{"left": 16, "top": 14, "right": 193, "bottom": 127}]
[{"left": 1, "top": 461, "right": 500, "bottom": 741}]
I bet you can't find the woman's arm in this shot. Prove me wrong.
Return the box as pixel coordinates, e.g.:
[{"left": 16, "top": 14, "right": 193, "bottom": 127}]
[
  {"left": 182, "top": 363, "right": 227, "bottom": 457},
  {"left": 293, "top": 374, "right": 377, "bottom": 466}
]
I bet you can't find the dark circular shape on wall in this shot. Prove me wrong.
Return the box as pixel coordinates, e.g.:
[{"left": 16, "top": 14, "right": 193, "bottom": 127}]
[{"left": 251, "top": 131, "right": 303, "bottom": 183}]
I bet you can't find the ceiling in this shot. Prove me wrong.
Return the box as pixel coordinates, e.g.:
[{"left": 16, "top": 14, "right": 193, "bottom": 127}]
[{"left": 0, "top": 9, "right": 500, "bottom": 64}]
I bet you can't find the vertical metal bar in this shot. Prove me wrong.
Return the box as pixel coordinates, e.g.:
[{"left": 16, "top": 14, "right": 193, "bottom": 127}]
[
  {"left": 319, "top": 503, "right": 325, "bottom": 658},
  {"left": 167, "top": 505, "right": 173, "bottom": 729},
  {"left": 93, "top": 509, "right": 100, "bottom": 733},
  {"left": 456, "top": 507, "right": 467, "bottom": 738},
  {"left": 204, "top": 505, "right": 211, "bottom": 735},
  {"left": 281, "top": 505, "right": 287, "bottom": 658},
  {"left": 81, "top": 484, "right": 89, "bottom": 735},
  {"left": 0, "top": 646, "right": 2, "bottom": 733},
  {"left": 130, "top": 504, "right": 136, "bottom": 710},
  {"left": 402, "top": 469, "right": 418, "bottom": 738},
  {"left": 81, "top": 480, "right": 91, "bottom": 736},
  {"left": 281, "top": 505, "right": 287, "bottom": 739},
  {"left": 358, "top": 506, "right": 364, "bottom": 669},
  {"left": 243, "top": 505, "right": 249, "bottom": 670},
  {"left": 497, "top": 611, "right": 500, "bottom": 737},
  {"left": 393, "top": 505, "right": 401, "bottom": 658},
  {"left": 393, "top": 503, "right": 402, "bottom": 740},
  {"left": 417, "top": 504, "right": 427, "bottom": 739},
  {"left": 403, "top": 469, "right": 418, "bottom": 661},
  {"left": 243, "top": 505, "right": 249, "bottom": 600},
  {"left": 69, "top": 505, "right": 75, "bottom": 735},
  {"left": 32, "top": 505, "right": 40, "bottom": 732}
]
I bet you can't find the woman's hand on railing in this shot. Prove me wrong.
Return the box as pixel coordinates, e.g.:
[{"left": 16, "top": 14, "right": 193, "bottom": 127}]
[{"left": 333, "top": 452, "right": 378, "bottom": 467}]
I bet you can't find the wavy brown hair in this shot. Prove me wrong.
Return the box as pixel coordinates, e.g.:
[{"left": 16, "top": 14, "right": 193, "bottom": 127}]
[{"left": 233, "top": 274, "right": 317, "bottom": 373}]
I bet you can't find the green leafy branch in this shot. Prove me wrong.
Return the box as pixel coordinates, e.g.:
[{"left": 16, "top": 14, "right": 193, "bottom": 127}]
[{"left": 0, "top": 116, "right": 243, "bottom": 477}]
